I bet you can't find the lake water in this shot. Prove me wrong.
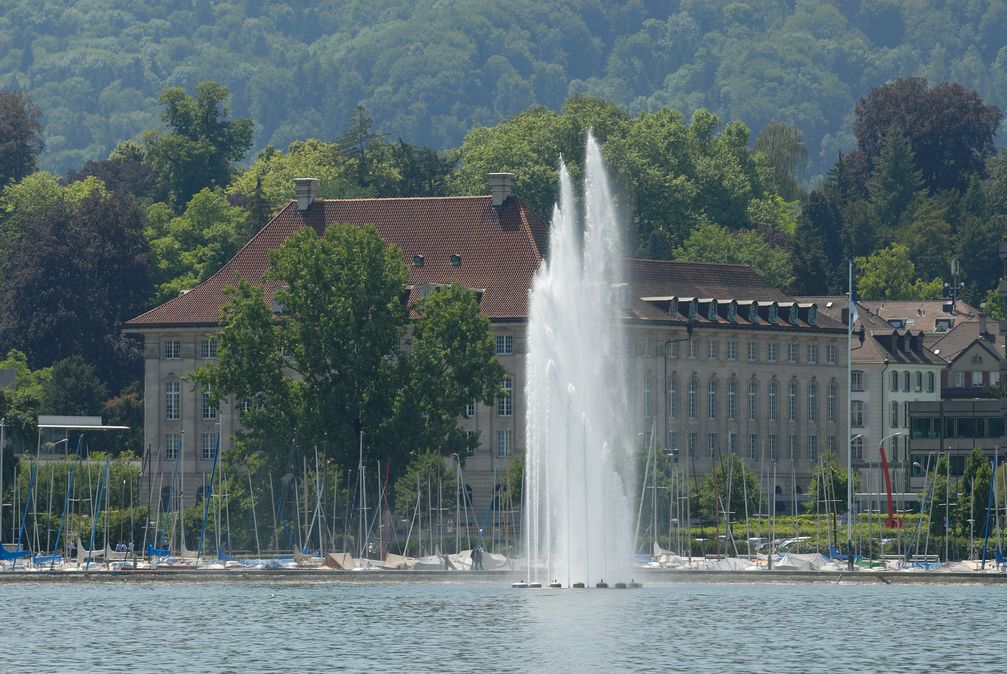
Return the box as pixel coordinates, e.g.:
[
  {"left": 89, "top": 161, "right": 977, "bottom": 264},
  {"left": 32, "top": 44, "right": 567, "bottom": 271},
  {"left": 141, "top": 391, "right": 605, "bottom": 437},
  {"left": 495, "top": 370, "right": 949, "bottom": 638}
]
[{"left": 4, "top": 578, "right": 1002, "bottom": 672}]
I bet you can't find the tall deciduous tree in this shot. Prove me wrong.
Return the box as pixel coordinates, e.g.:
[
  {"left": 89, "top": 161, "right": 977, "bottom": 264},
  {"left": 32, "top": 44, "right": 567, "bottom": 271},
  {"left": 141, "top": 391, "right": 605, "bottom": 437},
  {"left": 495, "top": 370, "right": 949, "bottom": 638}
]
[
  {"left": 697, "top": 453, "right": 763, "bottom": 521},
  {"left": 195, "top": 224, "right": 503, "bottom": 476},
  {"left": 754, "top": 121, "right": 807, "bottom": 200},
  {"left": 0, "top": 189, "right": 150, "bottom": 388},
  {"left": 854, "top": 243, "right": 943, "bottom": 301},
  {"left": 143, "top": 82, "right": 254, "bottom": 210},
  {"left": 673, "top": 220, "right": 794, "bottom": 290},
  {"left": 0, "top": 90, "right": 43, "bottom": 187},
  {"left": 853, "top": 78, "right": 1002, "bottom": 192}
]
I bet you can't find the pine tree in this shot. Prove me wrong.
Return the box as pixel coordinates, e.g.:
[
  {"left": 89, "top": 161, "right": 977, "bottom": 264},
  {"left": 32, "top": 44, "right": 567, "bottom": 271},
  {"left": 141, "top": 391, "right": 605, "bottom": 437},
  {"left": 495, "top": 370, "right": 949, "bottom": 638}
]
[{"left": 868, "top": 127, "right": 923, "bottom": 230}]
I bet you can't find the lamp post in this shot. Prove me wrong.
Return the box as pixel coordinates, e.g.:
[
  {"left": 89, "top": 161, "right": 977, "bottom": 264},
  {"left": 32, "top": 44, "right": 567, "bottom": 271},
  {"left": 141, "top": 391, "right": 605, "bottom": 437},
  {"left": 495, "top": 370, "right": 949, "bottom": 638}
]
[{"left": 847, "top": 433, "right": 862, "bottom": 570}]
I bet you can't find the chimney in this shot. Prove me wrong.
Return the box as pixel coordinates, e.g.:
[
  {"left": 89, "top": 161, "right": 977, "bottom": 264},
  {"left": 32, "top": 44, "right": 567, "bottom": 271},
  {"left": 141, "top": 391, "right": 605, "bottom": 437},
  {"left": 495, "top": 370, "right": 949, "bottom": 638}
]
[
  {"left": 294, "top": 177, "right": 320, "bottom": 212},
  {"left": 980, "top": 312, "right": 989, "bottom": 340},
  {"left": 488, "top": 172, "right": 515, "bottom": 208}
]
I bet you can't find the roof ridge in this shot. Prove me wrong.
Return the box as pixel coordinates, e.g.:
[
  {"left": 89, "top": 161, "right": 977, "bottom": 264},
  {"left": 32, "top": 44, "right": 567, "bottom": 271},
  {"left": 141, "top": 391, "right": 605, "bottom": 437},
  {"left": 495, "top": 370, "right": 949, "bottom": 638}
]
[
  {"left": 308, "top": 195, "right": 492, "bottom": 203},
  {"left": 626, "top": 257, "right": 752, "bottom": 269}
]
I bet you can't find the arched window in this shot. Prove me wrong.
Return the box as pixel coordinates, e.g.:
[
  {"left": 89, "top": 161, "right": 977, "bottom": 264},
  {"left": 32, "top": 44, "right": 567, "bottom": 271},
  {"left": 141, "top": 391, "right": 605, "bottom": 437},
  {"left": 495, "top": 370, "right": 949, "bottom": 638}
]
[
  {"left": 667, "top": 378, "right": 678, "bottom": 420},
  {"left": 768, "top": 382, "right": 777, "bottom": 421},
  {"left": 807, "top": 382, "right": 818, "bottom": 423},
  {"left": 688, "top": 379, "right": 698, "bottom": 420},
  {"left": 748, "top": 380, "right": 757, "bottom": 421}
]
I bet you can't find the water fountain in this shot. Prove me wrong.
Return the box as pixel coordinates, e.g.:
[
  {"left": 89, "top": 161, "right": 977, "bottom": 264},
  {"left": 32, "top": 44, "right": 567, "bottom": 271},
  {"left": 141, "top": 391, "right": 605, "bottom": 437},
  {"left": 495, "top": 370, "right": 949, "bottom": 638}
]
[{"left": 523, "top": 134, "right": 634, "bottom": 588}]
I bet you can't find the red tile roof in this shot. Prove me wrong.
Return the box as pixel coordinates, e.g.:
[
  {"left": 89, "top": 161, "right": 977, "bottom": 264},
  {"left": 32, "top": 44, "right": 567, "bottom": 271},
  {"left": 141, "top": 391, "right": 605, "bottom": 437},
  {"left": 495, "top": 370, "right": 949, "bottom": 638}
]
[{"left": 125, "top": 195, "right": 549, "bottom": 328}]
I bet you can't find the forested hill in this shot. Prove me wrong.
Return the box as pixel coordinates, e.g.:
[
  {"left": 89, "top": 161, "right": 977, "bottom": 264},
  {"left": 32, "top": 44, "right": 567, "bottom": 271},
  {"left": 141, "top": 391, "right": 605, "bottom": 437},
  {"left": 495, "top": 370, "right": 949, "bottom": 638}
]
[{"left": 3, "top": 0, "right": 1007, "bottom": 176}]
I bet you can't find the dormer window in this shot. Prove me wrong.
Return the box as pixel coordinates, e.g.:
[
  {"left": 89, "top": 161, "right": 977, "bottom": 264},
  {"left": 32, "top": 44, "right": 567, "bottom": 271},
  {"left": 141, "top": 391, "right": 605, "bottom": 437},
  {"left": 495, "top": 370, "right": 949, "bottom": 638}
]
[
  {"left": 707, "top": 301, "right": 717, "bottom": 321},
  {"left": 450, "top": 254, "right": 461, "bottom": 267},
  {"left": 668, "top": 298, "right": 678, "bottom": 316},
  {"left": 689, "top": 300, "right": 699, "bottom": 320},
  {"left": 768, "top": 304, "right": 777, "bottom": 323},
  {"left": 748, "top": 304, "right": 757, "bottom": 323},
  {"left": 935, "top": 318, "right": 954, "bottom": 332},
  {"left": 788, "top": 305, "right": 798, "bottom": 325},
  {"left": 808, "top": 306, "right": 817, "bottom": 325},
  {"left": 727, "top": 302, "right": 737, "bottom": 322},
  {"left": 413, "top": 255, "right": 425, "bottom": 267}
]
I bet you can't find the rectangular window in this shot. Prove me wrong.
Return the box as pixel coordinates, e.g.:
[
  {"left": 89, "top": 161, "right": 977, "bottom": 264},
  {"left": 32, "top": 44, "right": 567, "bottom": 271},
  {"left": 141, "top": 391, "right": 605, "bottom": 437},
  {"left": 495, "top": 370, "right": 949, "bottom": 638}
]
[
  {"left": 852, "top": 371, "right": 864, "bottom": 392},
  {"left": 903, "top": 371, "right": 911, "bottom": 392},
  {"left": 201, "top": 432, "right": 218, "bottom": 460},
  {"left": 688, "top": 432, "right": 697, "bottom": 457},
  {"left": 914, "top": 371, "right": 923, "bottom": 392},
  {"left": 708, "top": 339, "right": 718, "bottom": 360},
  {"left": 688, "top": 337, "right": 698, "bottom": 359},
  {"left": 787, "top": 342, "right": 798, "bottom": 364},
  {"left": 828, "top": 435, "right": 838, "bottom": 454},
  {"left": 465, "top": 401, "right": 476, "bottom": 417},
  {"left": 768, "top": 434, "right": 778, "bottom": 460},
  {"left": 954, "top": 371, "right": 965, "bottom": 387},
  {"left": 667, "top": 338, "right": 679, "bottom": 359},
  {"left": 201, "top": 390, "right": 217, "bottom": 420},
  {"left": 199, "top": 337, "right": 217, "bottom": 360},
  {"left": 789, "top": 434, "right": 798, "bottom": 461},
  {"left": 808, "top": 435, "right": 818, "bottom": 462},
  {"left": 497, "top": 429, "right": 512, "bottom": 458},
  {"left": 972, "top": 371, "right": 984, "bottom": 387},
  {"left": 643, "top": 334, "right": 655, "bottom": 358},
  {"left": 826, "top": 343, "right": 837, "bottom": 365},
  {"left": 852, "top": 401, "right": 864, "bottom": 427},
  {"left": 807, "top": 343, "right": 818, "bottom": 364},
  {"left": 827, "top": 384, "right": 837, "bottom": 423},
  {"left": 165, "top": 433, "right": 181, "bottom": 460},
  {"left": 748, "top": 434, "right": 758, "bottom": 460},
  {"left": 668, "top": 380, "right": 677, "bottom": 420},
  {"left": 644, "top": 377, "right": 654, "bottom": 418},
  {"left": 991, "top": 371, "right": 1001, "bottom": 387},
  {"left": 708, "top": 433, "right": 718, "bottom": 458},
  {"left": 165, "top": 381, "right": 180, "bottom": 420},
  {"left": 890, "top": 401, "right": 899, "bottom": 429},
  {"left": 767, "top": 342, "right": 778, "bottom": 363},
  {"left": 728, "top": 432, "right": 737, "bottom": 454},
  {"left": 497, "top": 377, "right": 513, "bottom": 416},
  {"left": 727, "top": 340, "right": 738, "bottom": 361},
  {"left": 890, "top": 371, "right": 899, "bottom": 392},
  {"left": 852, "top": 436, "right": 863, "bottom": 461},
  {"left": 748, "top": 341, "right": 758, "bottom": 362},
  {"left": 163, "top": 339, "right": 181, "bottom": 360},
  {"left": 495, "top": 334, "right": 513, "bottom": 355},
  {"left": 903, "top": 401, "right": 909, "bottom": 428}
]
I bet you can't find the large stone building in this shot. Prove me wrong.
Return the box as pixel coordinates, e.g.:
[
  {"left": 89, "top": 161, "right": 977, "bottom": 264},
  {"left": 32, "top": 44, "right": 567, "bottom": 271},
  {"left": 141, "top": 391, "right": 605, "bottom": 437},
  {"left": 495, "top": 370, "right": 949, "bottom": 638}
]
[{"left": 126, "top": 177, "right": 848, "bottom": 511}]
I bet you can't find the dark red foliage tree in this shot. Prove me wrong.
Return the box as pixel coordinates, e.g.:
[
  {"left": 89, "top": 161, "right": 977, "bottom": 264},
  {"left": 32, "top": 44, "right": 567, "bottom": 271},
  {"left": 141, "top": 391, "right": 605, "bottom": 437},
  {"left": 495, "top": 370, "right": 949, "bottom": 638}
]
[
  {"left": 0, "top": 191, "right": 151, "bottom": 389},
  {"left": 853, "top": 78, "right": 1002, "bottom": 192}
]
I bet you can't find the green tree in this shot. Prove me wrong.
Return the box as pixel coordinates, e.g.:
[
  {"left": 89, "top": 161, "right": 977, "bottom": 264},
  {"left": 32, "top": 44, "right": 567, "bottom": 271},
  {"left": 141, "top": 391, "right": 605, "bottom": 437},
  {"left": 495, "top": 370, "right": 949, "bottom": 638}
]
[
  {"left": 754, "top": 121, "right": 807, "bottom": 200},
  {"left": 143, "top": 82, "right": 254, "bottom": 210},
  {"left": 956, "top": 447, "right": 991, "bottom": 541},
  {"left": 146, "top": 188, "right": 252, "bottom": 303},
  {"left": 40, "top": 356, "right": 108, "bottom": 416},
  {"left": 854, "top": 243, "right": 943, "bottom": 301},
  {"left": 897, "top": 195, "right": 952, "bottom": 282},
  {"left": 0, "top": 89, "right": 43, "bottom": 187},
  {"left": 868, "top": 127, "right": 923, "bottom": 230},
  {"left": 392, "top": 451, "right": 458, "bottom": 529},
  {"left": 673, "top": 220, "right": 794, "bottom": 289},
  {"left": 697, "top": 453, "right": 763, "bottom": 522},
  {"left": 394, "top": 284, "right": 504, "bottom": 458},
  {"left": 806, "top": 452, "right": 855, "bottom": 515}
]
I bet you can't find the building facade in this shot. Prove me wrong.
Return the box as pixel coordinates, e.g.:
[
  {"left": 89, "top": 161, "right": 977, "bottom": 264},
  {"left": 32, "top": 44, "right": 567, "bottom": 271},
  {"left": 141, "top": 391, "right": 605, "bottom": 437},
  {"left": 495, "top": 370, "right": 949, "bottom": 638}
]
[{"left": 126, "top": 178, "right": 848, "bottom": 512}]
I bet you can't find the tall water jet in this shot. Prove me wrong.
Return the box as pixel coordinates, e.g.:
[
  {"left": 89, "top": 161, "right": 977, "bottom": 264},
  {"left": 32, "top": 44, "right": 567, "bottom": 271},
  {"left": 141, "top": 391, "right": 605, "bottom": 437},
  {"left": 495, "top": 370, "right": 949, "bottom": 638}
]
[{"left": 524, "top": 134, "right": 633, "bottom": 587}]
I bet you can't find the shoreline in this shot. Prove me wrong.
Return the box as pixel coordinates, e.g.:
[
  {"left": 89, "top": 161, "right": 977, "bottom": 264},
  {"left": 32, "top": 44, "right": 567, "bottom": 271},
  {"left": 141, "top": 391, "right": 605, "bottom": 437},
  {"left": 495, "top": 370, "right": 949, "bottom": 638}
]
[{"left": 1, "top": 567, "right": 1006, "bottom": 585}]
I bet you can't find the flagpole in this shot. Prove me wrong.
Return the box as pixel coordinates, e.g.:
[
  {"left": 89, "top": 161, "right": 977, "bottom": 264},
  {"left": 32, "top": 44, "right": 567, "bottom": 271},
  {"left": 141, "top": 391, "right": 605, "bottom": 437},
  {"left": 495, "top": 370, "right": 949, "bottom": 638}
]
[{"left": 847, "top": 260, "right": 854, "bottom": 571}]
